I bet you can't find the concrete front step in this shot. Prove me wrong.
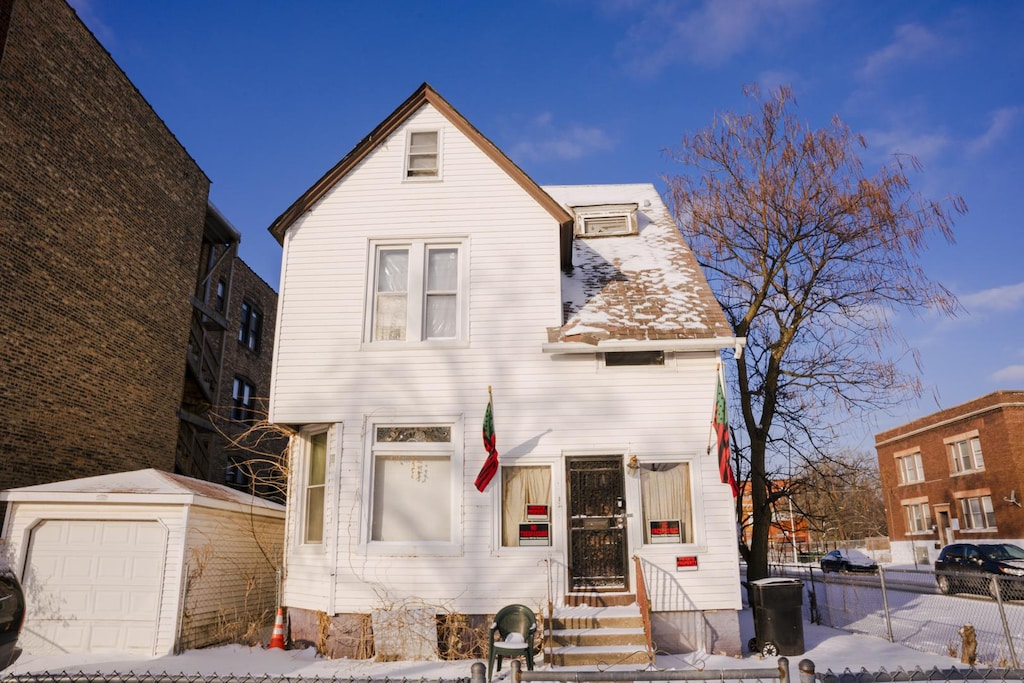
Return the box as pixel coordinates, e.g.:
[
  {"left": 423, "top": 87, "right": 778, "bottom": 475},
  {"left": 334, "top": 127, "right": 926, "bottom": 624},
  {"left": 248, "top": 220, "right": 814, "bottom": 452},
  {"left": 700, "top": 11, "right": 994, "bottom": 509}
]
[
  {"left": 547, "top": 644, "right": 652, "bottom": 667},
  {"left": 545, "top": 603, "right": 650, "bottom": 667}
]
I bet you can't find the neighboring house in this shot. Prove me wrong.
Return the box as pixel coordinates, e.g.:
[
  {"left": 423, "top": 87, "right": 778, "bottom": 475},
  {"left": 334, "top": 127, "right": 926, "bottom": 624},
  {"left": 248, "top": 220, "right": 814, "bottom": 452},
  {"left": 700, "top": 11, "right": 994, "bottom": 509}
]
[
  {"left": 0, "top": 0, "right": 284, "bottom": 515},
  {"left": 267, "top": 83, "right": 745, "bottom": 657},
  {"left": 875, "top": 390, "right": 1024, "bottom": 565}
]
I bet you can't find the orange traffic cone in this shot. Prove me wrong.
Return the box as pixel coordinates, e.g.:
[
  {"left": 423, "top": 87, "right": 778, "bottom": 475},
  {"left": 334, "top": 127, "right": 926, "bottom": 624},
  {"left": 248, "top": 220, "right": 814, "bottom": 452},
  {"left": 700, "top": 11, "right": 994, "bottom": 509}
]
[{"left": 268, "top": 607, "right": 286, "bottom": 650}]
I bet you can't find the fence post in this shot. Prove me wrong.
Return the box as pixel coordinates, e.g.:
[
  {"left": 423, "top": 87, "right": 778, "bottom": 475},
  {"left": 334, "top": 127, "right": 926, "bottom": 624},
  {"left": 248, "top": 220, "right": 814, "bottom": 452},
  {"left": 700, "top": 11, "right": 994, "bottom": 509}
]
[
  {"left": 798, "top": 658, "right": 816, "bottom": 683},
  {"left": 471, "top": 661, "right": 487, "bottom": 683},
  {"left": 878, "top": 566, "right": 894, "bottom": 642},
  {"left": 511, "top": 658, "right": 522, "bottom": 683},
  {"left": 990, "top": 576, "right": 1019, "bottom": 668},
  {"left": 778, "top": 656, "right": 790, "bottom": 683}
]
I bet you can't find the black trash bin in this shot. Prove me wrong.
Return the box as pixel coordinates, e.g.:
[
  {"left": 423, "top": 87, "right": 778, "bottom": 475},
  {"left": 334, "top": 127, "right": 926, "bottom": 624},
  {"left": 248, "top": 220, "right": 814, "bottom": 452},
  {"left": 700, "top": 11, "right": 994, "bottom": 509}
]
[{"left": 747, "top": 577, "right": 804, "bottom": 656}]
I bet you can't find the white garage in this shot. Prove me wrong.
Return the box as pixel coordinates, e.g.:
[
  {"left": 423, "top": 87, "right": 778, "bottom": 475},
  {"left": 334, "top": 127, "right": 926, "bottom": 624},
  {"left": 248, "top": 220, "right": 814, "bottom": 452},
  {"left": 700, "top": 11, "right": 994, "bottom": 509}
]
[{"left": 1, "top": 469, "right": 285, "bottom": 656}]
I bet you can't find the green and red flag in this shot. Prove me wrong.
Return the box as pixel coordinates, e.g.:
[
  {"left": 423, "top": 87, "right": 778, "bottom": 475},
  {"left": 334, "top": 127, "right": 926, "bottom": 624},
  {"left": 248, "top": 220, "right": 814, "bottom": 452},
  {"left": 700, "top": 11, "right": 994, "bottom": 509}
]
[
  {"left": 713, "top": 375, "right": 739, "bottom": 497},
  {"left": 475, "top": 395, "right": 499, "bottom": 492}
]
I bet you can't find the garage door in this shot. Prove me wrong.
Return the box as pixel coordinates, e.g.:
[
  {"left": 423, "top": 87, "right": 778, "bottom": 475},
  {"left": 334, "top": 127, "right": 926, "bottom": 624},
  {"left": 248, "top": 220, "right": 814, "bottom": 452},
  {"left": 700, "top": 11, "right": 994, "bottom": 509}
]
[{"left": 20, "top": 519, "right": 167, "bottom": 654}]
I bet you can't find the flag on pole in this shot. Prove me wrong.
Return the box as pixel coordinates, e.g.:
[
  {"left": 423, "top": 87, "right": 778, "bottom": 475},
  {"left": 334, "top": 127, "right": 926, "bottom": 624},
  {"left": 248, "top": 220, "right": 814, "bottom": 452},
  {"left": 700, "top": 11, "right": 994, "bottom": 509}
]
[
  {"left": 475, "top": 390, "right": 499, "bottom": 492},
  {"left": 713, "top": 374, "right": 739, "bottom": 497}
]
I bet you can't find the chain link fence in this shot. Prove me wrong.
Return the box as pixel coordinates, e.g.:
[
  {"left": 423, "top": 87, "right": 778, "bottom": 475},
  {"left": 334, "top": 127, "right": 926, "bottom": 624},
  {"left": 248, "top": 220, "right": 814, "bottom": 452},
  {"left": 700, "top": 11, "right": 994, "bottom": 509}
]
[{"left": 772, "top": 564, "right": 1024, "bottom": 668}]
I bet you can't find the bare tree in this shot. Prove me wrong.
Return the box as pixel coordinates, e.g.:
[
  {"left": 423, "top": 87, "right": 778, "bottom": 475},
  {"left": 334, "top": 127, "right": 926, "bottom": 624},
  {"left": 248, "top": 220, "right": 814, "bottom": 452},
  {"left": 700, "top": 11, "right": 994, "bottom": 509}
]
[
  {"left": 665, "top": 84, "right": 965, "bottom": 581},
  {"left": 791, "top": 450, "right": 887, "bottom": 551}
]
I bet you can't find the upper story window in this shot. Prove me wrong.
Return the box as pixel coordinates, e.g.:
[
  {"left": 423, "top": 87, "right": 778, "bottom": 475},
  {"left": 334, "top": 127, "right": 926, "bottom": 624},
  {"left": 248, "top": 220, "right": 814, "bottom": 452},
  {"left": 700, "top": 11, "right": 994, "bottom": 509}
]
[
  {"left": 605, "top": 351, "right": 665, "bottom": 367},
  {"left": 238, "top": 300, "right": 263, "bottom": 352},
  {"left": 215, "top": 279, "right": 226, "bottom": 312},
  {"left": 369, "top": 241, "right": 464, "bottom": 343},
  {"left": 231, "top": 376, "right": 256, "bottom": 421},
  {"left": 573, "top": 204, "right": 638, "bottom": 238},
  {"left": 947, "top": 434, "right": 984, "bottom": 474},
  {"left": 405, "top": 130, "right": 440, "bottom": 179},
  {"left": 896, "top": 452, "right": 924, "bottom": 484}
]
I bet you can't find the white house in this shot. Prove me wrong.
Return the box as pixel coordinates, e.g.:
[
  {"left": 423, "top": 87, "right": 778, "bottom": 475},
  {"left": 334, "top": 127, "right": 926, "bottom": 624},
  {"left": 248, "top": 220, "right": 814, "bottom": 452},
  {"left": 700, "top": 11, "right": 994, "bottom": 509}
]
[{"left": 267, "top": 83, "right": 744, "bottom": 659}]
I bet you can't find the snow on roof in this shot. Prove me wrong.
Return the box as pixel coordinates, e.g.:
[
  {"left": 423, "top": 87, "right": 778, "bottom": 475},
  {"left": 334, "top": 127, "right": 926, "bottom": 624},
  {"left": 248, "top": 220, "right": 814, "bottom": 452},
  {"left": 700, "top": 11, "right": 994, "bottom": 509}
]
[
  {"left": 0, "top": 468, "right": 284, "bottom": 514},
  {"left": 543, "top": 184, "right": 732, "bottom": 345}
]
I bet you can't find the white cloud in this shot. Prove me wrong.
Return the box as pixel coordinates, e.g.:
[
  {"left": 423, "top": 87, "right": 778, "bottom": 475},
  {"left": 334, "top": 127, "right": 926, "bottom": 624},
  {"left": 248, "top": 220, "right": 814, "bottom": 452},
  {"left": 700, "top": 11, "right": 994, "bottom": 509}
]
[
  {"left": 857, "top": 23, "right": 943, "bottom": 80},
  {"left": 507, "top": 114, "right": 615, "bottom": 163},
  {"left": 966, "top": 106, "right": 1024, "bottom": 157},
  {"left": 861, "top": 126, "right": 951, "bottom": 166},
  {"left": 991, "top": 364, "right": 1024, "bottom": 383},
  {"left": 614, "top": 0, "right": 818, "bottom": 77},
  {"left": 958, "top": 281, "right": 1024, "bottom": 314}
]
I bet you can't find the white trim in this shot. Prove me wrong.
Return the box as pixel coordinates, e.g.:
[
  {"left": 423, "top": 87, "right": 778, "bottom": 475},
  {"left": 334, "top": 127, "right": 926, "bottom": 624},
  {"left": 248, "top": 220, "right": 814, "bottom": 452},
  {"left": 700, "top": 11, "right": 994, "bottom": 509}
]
[{"left": 543, "top": 337, "right": 740, "bottom": 355}]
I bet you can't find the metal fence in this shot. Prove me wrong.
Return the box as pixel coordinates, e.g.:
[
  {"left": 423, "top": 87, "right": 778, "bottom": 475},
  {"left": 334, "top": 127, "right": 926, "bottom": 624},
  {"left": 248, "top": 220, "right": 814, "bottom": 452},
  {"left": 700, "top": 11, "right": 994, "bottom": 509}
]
[{"left": 770, "top": 564, "right": 1024, "bottom": 668}]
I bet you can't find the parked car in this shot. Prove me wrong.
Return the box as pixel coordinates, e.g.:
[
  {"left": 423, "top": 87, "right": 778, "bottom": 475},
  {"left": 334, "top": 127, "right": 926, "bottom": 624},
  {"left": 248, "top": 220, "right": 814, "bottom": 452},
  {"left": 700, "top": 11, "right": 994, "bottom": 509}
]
[
  {"left": 0, "top": 568, "right": 26, "bottom": 670},
  {"left": 934, "top": 542, "right": 1024, "bottom": 598},
  {"left": 819, "top": 549, "right": 879, "bottom": 574}
]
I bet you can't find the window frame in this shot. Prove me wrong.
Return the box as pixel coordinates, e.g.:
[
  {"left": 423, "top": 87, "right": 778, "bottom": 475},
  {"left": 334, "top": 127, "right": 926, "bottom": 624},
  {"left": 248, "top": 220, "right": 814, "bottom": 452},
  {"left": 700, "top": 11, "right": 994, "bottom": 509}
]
[
  {"left": 958, "top": 494, "right": 996, "bottom": 531},
  {"left": 946, "top": 433, "right": 984, "bottom": 475},
  {"left": 231, "top": 376, "right": 256, "bottom": 421},
  {"left": 365, "top": 239, "right": 467, "bottom": 346},
  {"left": 360, "top": 416, "right": 463, "bottom": 555},
  {"left": 895, "top": 451, "right": 924, "bottom": 485},
  {"left": 638, "top": 460, "right": 695, "bottom": 546},
  {"left": 499, "top": 465, "right": 553, "bottom": 549},
  {"left": 238, "top": 300, "right": 263, "bottom": 352},
  {"left": 903, "top": 500, "right": 932, "bottom": 534},
  {"left": 299, "top": 428, "right": 329, "bottom": 546},
  {"left": 404, "top": 129, "right": 441, "bottom": 180}
]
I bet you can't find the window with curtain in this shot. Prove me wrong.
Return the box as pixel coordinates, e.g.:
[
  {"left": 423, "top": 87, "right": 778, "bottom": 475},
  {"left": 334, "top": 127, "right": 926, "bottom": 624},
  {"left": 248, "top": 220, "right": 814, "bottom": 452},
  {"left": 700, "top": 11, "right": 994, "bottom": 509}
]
[
  {"left": 304, "top": 431, "right": 327, "bottom": 544},
  {"left": 370, "top": 424, "right": 453, "bottom": 544},
  {"left": 640, "top": 462, "right": 693, "bottom": 544},
  {"left": 501, "top": 466, "right": 552, "bottom": 547},
  {"left": 370, "top": 241, "right": 463, "bottom": 343}
]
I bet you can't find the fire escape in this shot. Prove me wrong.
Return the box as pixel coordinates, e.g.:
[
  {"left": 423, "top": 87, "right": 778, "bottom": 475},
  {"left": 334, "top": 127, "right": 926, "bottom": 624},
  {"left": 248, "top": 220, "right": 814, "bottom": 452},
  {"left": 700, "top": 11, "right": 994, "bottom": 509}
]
[{"left": 176, "top": 203, "right": 240, "bottom": 481}]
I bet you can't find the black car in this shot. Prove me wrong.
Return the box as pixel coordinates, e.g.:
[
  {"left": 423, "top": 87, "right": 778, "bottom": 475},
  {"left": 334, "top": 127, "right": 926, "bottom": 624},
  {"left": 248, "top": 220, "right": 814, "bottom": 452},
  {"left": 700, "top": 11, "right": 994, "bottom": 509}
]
[
  {"left": 934, "top": 542, "right": 1024, "bottom": 598},
  {"left": 819, "top": 549, "right": 879, "bottom": 574},
  {"left": 0, "top": 568, "right": 25, "bottom": 670}
]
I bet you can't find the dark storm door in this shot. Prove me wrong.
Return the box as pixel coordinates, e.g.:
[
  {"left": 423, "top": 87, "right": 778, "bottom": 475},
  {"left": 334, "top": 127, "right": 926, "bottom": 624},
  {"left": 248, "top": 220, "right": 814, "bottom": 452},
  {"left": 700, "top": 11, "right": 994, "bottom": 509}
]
[{"left": 566, "top": 457, "right": 628, "bottom": 591}]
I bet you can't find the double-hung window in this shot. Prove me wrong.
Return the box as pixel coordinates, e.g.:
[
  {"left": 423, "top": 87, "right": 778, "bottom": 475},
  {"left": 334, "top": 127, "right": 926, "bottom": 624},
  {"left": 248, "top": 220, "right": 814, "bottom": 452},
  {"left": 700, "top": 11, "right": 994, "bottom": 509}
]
[
  {"left": 238, "top": 300, "right": 262, "bottom": 352},
  {"left": 405, "top": 130, "right": 440, "bottom": 178},
  {"left": 896, "top": 452, "right": 924, "bottom": 484},
  {"left": 303, "top": 431, "right": 327, "bottom": 544},
  {"left": 959, "top": 495, "right": 996, "bottom": 530},
  {"left": 231, "top": 376, "right": 256, "bottom": 421},
  {"left": 947, "top": 434, "right": 984, "bottom": 474},
  {"left": 370, "top": 241, "right": 463, "bottom": 343},
  {"left": 904, "top": 501, "right": 932, "bottom": 533},
  {"left": 367, "top": 423, "right": 461, "bottom": 552}
]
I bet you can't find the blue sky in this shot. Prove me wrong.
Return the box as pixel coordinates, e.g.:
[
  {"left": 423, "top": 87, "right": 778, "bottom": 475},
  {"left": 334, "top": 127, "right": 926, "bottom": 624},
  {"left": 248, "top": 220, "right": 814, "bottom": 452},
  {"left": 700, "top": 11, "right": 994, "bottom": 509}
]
[{"left": 71, "top": 1, "right": 1023, "bottom": 449}]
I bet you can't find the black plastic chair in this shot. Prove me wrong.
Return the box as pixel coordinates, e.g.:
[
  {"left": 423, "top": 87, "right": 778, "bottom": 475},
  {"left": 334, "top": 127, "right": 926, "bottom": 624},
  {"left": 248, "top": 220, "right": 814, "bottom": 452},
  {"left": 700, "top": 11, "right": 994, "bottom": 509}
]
[{"left": 487, "top": 604, "right": 537, "bottom": 681}]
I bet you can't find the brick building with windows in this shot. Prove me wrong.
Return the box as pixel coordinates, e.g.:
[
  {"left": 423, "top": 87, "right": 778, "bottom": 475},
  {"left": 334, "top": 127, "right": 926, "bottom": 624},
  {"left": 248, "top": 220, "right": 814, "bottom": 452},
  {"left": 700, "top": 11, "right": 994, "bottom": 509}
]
[
  {"left": 0, "top": 0, "right": 282, "bottom": 515},
  {"left": 875, "top": 390, "right": 1024, "bottom": 565}
]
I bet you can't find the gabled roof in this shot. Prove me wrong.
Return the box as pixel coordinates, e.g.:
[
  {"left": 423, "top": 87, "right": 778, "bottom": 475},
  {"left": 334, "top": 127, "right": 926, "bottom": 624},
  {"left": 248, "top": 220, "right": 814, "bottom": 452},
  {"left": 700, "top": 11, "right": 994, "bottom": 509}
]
[
  {"left": 268, "top": 83, "right": 573, "bottom": 244},
  {"left": 0, "top": 468, "right": 285, "bottom": 514},
  {"left": 544, "top": 184, "right": 735, "bottom": 350}
]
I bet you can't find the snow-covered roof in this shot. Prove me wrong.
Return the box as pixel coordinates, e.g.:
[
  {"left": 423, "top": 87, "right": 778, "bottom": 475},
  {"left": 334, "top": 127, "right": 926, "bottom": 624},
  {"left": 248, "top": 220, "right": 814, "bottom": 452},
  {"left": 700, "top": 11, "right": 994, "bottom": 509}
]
[
  {"left": 0, "top": 468, "right": 285, "bottom": 515},
  {"left": 543, "top": 183, "right": 733, "bottom": 348}
]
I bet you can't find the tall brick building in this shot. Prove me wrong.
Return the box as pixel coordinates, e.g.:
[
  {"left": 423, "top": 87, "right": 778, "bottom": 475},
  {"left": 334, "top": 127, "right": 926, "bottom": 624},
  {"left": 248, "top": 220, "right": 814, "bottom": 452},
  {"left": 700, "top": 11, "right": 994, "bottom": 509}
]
[
  {"left": 875, "top": 390, "right": 1024, "bottom": 565},
  {"left": 0, "top": 0, "right": 282, "bottom": 515}
]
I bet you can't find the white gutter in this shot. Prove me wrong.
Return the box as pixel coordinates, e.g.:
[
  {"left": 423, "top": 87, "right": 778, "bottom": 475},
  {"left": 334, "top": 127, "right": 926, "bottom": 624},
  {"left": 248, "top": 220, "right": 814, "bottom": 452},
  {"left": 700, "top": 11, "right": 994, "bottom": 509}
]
[{"left": 543, "top": 336, "right": 746, "bottom": 358}]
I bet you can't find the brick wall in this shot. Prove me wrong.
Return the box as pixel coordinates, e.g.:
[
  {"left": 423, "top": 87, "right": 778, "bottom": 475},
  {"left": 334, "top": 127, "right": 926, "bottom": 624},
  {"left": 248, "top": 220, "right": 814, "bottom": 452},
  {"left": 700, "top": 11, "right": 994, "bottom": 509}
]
[{"left": 0, "top": 0, "right": 210, "bottom": 495}]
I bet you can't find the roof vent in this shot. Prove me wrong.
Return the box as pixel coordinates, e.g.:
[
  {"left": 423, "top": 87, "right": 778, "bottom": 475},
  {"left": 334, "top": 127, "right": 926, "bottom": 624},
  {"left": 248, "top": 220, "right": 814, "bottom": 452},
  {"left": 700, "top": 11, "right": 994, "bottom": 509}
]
[{"left": 573, "top": 203, "right": 638, "bottom": 238}]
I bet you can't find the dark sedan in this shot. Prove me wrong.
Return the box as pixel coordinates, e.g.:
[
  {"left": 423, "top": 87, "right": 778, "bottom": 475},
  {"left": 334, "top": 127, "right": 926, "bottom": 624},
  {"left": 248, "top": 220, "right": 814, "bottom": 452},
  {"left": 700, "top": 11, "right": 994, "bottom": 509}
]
[
  {"left": 0, "top": 569, "right": 25, "bottom": 670},
  {"left": 820, "top": 548, "right": 879, "bottom": 574}
]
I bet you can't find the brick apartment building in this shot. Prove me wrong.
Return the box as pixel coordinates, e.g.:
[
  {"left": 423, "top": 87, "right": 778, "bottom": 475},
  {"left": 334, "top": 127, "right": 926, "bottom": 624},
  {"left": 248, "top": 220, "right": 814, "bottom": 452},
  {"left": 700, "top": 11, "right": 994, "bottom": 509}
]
[
  {"left": 0, "top": 0, "right": 282, "bottom": 516},
  {"left": 875, "top": 390, "right": 1024, "bottom": 565}
]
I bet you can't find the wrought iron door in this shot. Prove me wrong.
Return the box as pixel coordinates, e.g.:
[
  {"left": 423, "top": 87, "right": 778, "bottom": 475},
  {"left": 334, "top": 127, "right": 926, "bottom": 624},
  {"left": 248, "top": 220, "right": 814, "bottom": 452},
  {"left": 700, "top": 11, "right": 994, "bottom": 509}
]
[{"left": 566, "top": 457, "right": 628, "bottom": 591}]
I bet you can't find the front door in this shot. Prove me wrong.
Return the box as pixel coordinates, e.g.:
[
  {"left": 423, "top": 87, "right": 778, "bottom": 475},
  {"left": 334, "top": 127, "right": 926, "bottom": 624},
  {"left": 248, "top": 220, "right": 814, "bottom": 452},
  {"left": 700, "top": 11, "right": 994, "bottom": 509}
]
[{"left": 566, "top": 457, "right": 628, "bottom": 591}]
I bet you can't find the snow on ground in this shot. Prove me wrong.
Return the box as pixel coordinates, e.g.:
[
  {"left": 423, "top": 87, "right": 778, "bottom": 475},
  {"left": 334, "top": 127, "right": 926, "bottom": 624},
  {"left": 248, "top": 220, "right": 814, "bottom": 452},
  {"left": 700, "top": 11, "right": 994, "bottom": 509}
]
[{"left": 5, "top": 609, "right": 963, "bottom": 679}]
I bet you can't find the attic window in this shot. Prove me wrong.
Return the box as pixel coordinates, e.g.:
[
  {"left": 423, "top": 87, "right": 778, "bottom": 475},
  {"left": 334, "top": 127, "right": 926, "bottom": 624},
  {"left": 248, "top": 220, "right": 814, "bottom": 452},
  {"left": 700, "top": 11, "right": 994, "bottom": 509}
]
[
  {"left": 406, "top": 130, "right": 439, "bottom": 178},
  {"left": 605, "top": 351, "right": 665, "bottom": 366},
  {"left": 573, "top": 203, "right": 638, "bottom": 237}
]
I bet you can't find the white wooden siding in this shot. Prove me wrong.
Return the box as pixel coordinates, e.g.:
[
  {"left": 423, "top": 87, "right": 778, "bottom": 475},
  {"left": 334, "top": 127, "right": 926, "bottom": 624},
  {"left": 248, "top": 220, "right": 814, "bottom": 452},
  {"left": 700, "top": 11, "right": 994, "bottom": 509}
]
[{"left": 272, "top": 103, "right": 740, "bottom": 617}]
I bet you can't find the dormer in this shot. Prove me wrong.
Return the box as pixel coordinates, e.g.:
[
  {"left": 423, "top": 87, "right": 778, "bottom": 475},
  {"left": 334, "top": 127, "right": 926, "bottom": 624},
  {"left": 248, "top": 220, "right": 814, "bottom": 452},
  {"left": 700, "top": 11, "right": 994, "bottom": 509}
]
[{"left": 572, "top": 203, "right": 638, "bottom": 238}]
